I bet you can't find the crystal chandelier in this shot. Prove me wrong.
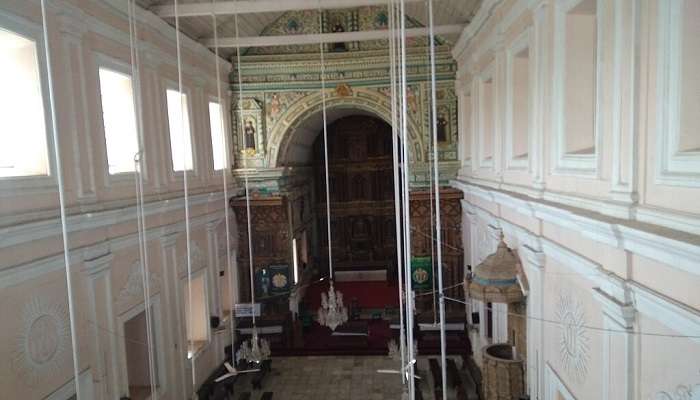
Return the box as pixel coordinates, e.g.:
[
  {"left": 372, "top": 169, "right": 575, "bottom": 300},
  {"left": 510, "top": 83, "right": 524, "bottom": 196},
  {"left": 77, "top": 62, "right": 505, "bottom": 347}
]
[
  {"left": 317, "top": 281, "right": 348, "bottom": 331},
  {"left": 237, "top": 329, "right": 271, "bottom": 365}
]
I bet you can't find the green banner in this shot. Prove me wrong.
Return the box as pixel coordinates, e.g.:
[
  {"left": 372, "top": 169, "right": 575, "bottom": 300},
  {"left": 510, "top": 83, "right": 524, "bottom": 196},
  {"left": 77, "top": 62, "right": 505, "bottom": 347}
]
[
  {"left": 411, "top": 257, "right": 433, "bottom": 291},
  {"left": 269, "top": 264, "right": 290, "bottom": 294}
]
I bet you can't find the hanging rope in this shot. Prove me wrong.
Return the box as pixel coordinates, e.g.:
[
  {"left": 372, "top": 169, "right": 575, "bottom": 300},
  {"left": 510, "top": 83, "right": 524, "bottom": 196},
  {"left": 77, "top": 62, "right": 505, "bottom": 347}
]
[
  {"left": 172, "top": 0, "right": 197, "bottom": 392},
  {"left": 232, "top": 8, "right": 258, "bottom": 329},
  {"left": 388, "top": 0, "right": 407, "bottom": 386},
  {"left": 423, "top": 0, "right": 437, "bottom": 327},
  {"left": 208, "top": 0, "right": 237, "bottom": 360},
  {"left": 317, "top": 8, "right": 334, "bottom": 282},
  {"left": 38, "top": 1, "right": 82, "bottom": 398},
  {"left": 426, "top": 0, "right": 448, "bottom": 398},
  {"left": 398, "top": 0, "right": 417, "bottom": 397},
  {"left": 127, "top": 0, "right": 158, "bottom": 398}
]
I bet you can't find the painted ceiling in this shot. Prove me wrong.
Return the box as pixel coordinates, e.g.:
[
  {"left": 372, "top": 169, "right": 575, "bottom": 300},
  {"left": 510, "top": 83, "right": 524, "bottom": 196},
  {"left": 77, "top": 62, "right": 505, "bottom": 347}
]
[{"left": 136, "top": 0, "right": 481, "bottom": 57}]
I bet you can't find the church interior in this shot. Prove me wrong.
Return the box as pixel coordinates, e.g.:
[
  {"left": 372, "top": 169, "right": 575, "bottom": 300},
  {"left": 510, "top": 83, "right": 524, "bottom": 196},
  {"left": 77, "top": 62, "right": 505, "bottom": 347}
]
[{"left": 1, "top": 0, "right": 699, "bottom": 399}]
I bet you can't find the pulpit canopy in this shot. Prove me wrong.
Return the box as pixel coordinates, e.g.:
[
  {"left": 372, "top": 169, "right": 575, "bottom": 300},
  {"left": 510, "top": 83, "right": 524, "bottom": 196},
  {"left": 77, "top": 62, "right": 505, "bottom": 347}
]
[{"left": 465, "top": 238, "right": 525, "bottom": 303}]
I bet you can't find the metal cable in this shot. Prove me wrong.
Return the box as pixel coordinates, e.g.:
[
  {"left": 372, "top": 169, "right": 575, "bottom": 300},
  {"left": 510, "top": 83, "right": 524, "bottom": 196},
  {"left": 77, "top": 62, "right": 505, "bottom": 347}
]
[
  {"left": 39, "top": 0, "right": 82, "bottom": 397},
  {"left": 388, "top": 0, "right": 407, "bottom": 387},
  {"left": 172, "top": 0, "right": 197, "bottom": 391},
  {"left": 317, "top": 6, "right": 335, "bottom": 281},
  {"left": 232, "top": 10, "right": 257, "bottom": 328},
  {"left": 211, "top": 0, "right": 237, "bottom": 358},
  {"left": 127, "top": 1, "right": 158, "bottom": 397},
  {"left": 398, "top": 0, "right": 417, "bottom": 397},
  {"left": 426, "top": 1, "right": 448, "bottom": 397}
]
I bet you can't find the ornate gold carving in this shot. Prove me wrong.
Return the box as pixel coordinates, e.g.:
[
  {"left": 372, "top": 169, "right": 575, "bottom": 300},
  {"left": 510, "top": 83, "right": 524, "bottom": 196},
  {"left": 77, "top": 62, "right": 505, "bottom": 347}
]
[{"left": 335, "top": 83, "right": 353, "bottom": 97}]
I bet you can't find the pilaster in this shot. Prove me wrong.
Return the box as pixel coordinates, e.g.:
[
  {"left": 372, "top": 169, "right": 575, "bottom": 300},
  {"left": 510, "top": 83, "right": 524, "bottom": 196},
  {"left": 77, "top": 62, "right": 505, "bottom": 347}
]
[
  {"left": 492, "top": 33, "right": 506, "bottom": 178},
  {"left": 609, "top": 0, "right": 640, "bottom": 205},
  {"left": 593, "top": 286, "right": 637, "bottom": 400},
  {"left": 529, "top": 0, "right": 550, "bottom": 194},
  {"left": 470, "top": 77, "right": 480, "bottom": 174},
  {"left": 159, "top": 232, "right": 186, "bottom": 399},
  {"left": 520, "top": 243, "right": 546, "bottom": 400},
  {"left": 82, "top": 251, "right": 115, "bottom": 400},
  {"left": 57, "top": 9, "right": 97, "bottom": 203}
]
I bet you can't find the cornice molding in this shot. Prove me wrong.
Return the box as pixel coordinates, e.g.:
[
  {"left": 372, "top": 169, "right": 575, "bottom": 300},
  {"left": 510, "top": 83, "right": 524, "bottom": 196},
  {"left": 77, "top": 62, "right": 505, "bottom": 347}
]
[
  {"left": 452, "top": 179, "right": 700, "bottom": 280},
  {"left": 90, "top": 0, "right": 231, "bottom": 70},
  {"left": 630, "top": 282, "right": 700, "bottom": 344},
  {"left": 461, "top": 178, "right": 700, "bottom": 343},
  {"left": 0, "top": 191, "right": 226, "bottom": 251},
  {"left": 452, "top": 0, "right": 503, "bottom": 62},
  {"left": 1, "top": 209, "right": 226, "bottom": 291}
]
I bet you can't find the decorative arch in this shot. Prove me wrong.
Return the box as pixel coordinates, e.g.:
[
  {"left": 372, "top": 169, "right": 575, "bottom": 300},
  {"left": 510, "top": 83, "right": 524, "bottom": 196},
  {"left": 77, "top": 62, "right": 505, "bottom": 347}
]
[{"left": 267, "top": 88, "right": 425, "bottom": 167}]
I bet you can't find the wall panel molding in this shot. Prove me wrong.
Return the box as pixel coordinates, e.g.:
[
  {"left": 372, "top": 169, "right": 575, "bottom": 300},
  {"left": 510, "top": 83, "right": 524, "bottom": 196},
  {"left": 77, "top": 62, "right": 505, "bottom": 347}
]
[{"left": 653, "top": 0, "right": 700, "bottom": 187}]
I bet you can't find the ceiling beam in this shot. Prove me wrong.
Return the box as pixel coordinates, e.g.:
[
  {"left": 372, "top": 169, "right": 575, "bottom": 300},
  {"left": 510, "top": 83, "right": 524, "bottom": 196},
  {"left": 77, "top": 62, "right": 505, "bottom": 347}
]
[
  {"left": 202, "top": 24, "right": 464, "bottom": 48},
  {"left": 153, "top": 0, "right": 430, "bottom": 18}
]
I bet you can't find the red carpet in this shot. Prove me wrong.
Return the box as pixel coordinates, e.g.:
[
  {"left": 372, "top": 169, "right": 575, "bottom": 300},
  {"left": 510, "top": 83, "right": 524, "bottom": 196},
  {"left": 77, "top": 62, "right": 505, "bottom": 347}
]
[
  {"left": 305, "top": 280, "right": 399, "bottom": 310},
  {"left": 314, "top": 319, "right": 390, "bottom": 351},
  {"left": 272, "top": 319, "right": 393, "bottom": 356},
  {"left": 272, "top": 280, "right": 469, "bottom": 357}
]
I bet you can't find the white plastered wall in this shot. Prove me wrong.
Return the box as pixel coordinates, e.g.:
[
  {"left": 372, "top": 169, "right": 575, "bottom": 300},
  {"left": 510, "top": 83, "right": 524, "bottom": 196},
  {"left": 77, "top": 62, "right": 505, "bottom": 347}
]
[{"left": 452, "top": 0, "right": 700, "bottom": 398}]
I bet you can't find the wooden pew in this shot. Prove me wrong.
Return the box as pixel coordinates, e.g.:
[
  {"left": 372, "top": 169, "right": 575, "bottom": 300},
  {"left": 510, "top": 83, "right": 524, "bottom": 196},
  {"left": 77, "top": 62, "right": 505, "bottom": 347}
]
[
  {"left": 238, "top": 392, "right": 251, "bottom": 400},
  {"left": 414, "top": 378, "right": 424, "bottom": 400},
  {"left": 211, "top": 384, "right": 229, "bottom": 400},
  {"left": 251, "top": 359, "right": 272, "bottom": 390},
  {"left": 447, "top": 358, "right": 468, "bottom": 400},
  {"left": 446, "top": 358, "right": 461, "bottom": 387},
  {"left": 429, "top": 358, "right": 443, "bottom": 400},
  {"left": 197, "top": 362, "right": 237, "bottom": 400}
]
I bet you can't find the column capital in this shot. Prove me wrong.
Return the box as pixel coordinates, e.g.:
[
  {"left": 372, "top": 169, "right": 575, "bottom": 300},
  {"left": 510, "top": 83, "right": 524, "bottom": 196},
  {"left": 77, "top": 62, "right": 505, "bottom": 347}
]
[
  {"left": 519, "top": 244, "right": 545, "bottom": 269},
  {"left": 593, "top": 287, "right": 636, "bottom": 329},
  {"left": 140, "top": 50, "right": 162, "bottom": 70},
  {"left": 487, "top": 224, "right": 503, "bottom": 241},
  {"left": 83, "top": 252, "right": 114, "bottom": 278},
  {"left": 206, "top": 219, "right": 220, "bottom": 233},
  {"left": 528, "top": 0, "right": 551, "bottom": 15},
  {"left": 56, "top": 7, "right": 88, "bottom": 40},
  {"left": 160, "top": 232, "right": 179, "bottom": 248}
]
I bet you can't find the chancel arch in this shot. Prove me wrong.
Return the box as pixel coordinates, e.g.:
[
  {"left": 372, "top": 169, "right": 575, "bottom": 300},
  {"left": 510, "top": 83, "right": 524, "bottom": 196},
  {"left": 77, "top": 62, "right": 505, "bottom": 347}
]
[{"left": 269, "top": 88, "right": 425, "bottom": 167}]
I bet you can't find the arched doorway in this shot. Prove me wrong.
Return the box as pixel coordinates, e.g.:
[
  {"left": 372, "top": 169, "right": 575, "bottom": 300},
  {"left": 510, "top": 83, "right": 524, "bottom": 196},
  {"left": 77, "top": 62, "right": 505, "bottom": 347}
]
[
  {"left": 313, "top": 115, "right": 399, "bottom": 282},
  {"left": 268, "top": 88, "right": 424, "bottom": 168},
  {"left": 299, "top": 114, "right": 401, "bottom": 355}
]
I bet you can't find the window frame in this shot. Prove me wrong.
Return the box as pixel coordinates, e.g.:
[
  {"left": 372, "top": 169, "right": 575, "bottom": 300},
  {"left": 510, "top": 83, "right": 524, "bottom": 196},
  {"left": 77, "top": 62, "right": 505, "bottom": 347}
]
[
  {"left": 0, "top": 11, "right": 56, "bottom": 191},
  {"left": 94, "top": 53, "right": 143, "bottom": 185},
  {"left": 181, "top": 268, "right": 211, "bottom": 360},
  {"left": 551, "top": 0, "right": 603, "bottom": 177},
  {"left": 476, "top": 61, "right": 496, "bottom": 170},
  {"left": 654, "top": 0, "right": 700, "bottom": 187},
  {"left": 207, "top": 97, "right": 230, "bottom": 173},
  {"left": 504, "top": 28, "right": 533, "bottom": 171},
  {"left": 456, "top": 74, "right": 472, "bottom": 172},
  {"left": 163, "top": 81, "right": 197, "bottom": 177}
]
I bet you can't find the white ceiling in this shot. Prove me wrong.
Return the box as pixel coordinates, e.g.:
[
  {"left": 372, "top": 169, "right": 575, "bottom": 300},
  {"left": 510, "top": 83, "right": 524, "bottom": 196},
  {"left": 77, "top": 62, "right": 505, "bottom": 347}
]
[{"left": 137, "top": 0, "right": 481, "bottom": 56}]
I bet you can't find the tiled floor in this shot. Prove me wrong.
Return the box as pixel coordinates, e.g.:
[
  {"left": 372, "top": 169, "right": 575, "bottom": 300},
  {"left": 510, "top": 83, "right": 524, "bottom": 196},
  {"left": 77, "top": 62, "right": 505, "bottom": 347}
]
[
  {"left": 234, "top": 356, "right": 404, "bottom": 400},
  {"left": 233, "top": 355, "right": 465, "bottom": 400}
]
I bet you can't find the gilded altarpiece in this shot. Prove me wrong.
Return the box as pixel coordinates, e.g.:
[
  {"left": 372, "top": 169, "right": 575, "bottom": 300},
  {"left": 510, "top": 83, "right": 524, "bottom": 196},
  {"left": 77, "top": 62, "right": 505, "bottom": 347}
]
[
  {"left": 229, "top": 6, "right": 464, "bottom": 309},
  {"left": 231, "top": 196, "right": 290, "bottom": 302}
]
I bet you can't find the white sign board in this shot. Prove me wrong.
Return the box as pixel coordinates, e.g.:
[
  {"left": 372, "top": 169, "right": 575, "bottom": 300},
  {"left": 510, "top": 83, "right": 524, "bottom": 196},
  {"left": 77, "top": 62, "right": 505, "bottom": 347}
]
[{"left": 234, "top": 303, "right": 261, "bottom": 317}]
